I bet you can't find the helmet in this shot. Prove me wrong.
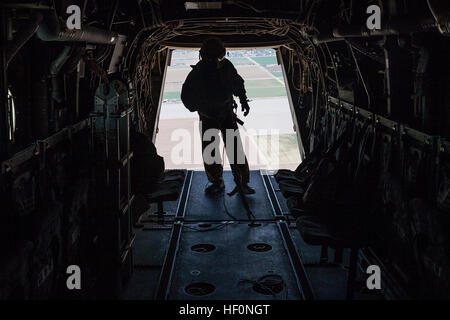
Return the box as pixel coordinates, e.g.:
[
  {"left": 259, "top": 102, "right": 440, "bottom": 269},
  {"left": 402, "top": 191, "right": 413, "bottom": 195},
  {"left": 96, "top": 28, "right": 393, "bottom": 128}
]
[{"left": 200, "top": 37, "right": 226, "bottom": 62}]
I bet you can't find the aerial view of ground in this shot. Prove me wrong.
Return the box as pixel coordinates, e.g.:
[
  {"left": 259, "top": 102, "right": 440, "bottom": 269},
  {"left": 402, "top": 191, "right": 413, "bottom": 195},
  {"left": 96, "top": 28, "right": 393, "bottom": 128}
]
[{"left": 155, "top": 49, "right": 301, "bottom": 171}]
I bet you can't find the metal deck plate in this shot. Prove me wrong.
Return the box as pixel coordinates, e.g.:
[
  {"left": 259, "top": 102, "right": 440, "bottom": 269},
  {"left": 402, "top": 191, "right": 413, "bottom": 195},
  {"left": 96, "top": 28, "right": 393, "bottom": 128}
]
[
  {"left": 168, "top": 222, "right": 302, "bottom": 300},
  {"left": 185, "top": 171, "right": 274, "bottom": 221}
]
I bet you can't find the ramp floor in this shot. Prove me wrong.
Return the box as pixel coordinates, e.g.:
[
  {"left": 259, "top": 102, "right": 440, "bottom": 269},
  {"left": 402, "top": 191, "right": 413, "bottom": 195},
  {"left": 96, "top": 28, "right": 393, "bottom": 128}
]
[
  {"left": 169, "top": 222, "right": 302, "bottom": 299},
  {"left": 161, "top": 170, "right": 310, "bottom": 300},
  {"left": 185, "top": 171, "right": 274, "bottom": 221},
  {"left": 124, "top": 170, "right": 383, "bottom": 300}
]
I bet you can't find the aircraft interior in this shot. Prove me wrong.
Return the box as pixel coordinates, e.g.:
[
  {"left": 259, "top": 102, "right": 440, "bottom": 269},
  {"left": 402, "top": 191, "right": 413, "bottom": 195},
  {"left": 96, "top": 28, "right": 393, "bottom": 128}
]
[{"left": 0, "top": 0, "right": 450, "bottom": 304}]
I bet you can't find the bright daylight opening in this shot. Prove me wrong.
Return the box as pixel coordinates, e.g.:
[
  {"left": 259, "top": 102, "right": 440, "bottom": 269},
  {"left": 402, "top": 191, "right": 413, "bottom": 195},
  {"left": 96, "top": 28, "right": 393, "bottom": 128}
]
[{"left": 155, "top": 48, "right": 301, "bottom": 171}]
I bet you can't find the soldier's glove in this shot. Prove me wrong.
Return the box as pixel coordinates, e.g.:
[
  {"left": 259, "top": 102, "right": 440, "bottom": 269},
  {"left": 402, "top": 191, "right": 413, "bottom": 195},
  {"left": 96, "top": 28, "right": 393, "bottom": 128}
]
[{"left": 240, "top": 98, "right": 250, "bottom": 117}]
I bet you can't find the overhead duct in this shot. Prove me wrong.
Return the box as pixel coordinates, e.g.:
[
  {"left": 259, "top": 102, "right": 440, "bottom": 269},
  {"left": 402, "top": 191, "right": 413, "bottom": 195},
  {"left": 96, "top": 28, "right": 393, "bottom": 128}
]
[
  {"left": 38, "top": 26, "right": 118, "bottom": 44},
  {"left": 0, "top": 3, "right": 52, "bottom": 9},
  {"left": 5, "top": 11, "right": 117, "bottom": 69},
  {"left": 184, "top": 2, "right": 223, "bottom": 10},
  {"left": 36, "top": 12, "right": 119, "bottom": 44},
  {"left": 312, "top": 18, "right": 441, "bottom": 44},
  {"left": 49, "top": 46, "right": 72, "bottom": 103}
]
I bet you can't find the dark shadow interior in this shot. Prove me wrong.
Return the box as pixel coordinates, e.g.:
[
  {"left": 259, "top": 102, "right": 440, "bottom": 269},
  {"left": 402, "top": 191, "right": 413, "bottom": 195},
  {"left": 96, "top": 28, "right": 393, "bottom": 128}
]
[{"left": 0, "top": 0, "right": 450, "bottom": 302}]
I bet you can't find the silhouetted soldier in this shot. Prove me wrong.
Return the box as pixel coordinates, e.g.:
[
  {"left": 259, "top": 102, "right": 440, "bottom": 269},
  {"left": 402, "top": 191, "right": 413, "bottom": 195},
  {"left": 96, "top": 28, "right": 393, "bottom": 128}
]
[{"left": 181, "top": 37, "right": 255, "bottom": 195}]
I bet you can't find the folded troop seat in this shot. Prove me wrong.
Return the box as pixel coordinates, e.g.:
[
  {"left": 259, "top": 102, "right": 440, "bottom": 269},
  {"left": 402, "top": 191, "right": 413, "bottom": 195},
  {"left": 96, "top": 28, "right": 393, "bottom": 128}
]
[
  {"left": 146, "top": 170, "right": 186, "bottom": 217},
  {"left": 295, "top": 206, "right": 371, "bottom": 300}
]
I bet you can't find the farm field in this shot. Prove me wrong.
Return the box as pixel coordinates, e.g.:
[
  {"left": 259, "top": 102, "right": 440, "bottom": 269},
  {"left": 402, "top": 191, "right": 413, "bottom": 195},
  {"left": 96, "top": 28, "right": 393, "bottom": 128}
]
[{"left": 163, "top": 50, "right": 286, "bottom": 101}]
